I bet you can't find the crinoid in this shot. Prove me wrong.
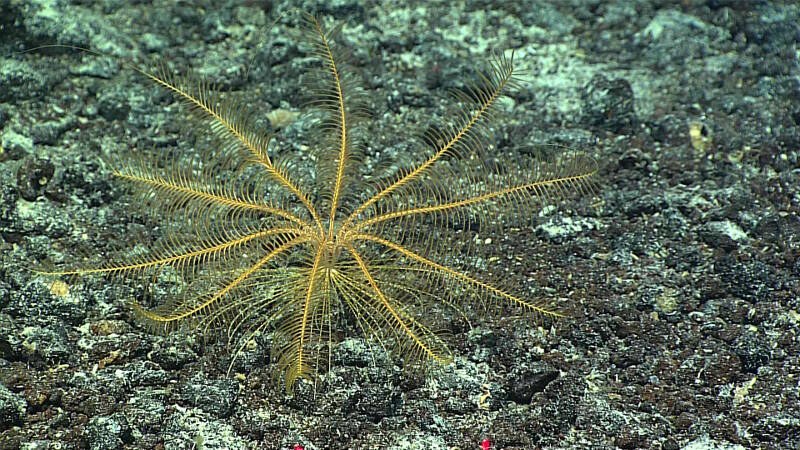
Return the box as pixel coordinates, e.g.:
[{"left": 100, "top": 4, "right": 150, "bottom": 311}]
[{"left": 39, "top": 13, "right": 598, "bottom": 392}]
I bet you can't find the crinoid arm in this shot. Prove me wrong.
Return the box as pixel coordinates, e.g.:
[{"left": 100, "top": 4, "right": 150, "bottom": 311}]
[
  {"left": 333, "top": 47, "right": 598, "bottom": 329},
  {"left": 131, "top": 58, "right": 325, "bottom": 234},
  {"left": 35, "top": 144, "right": 316, "bottom": 339}
]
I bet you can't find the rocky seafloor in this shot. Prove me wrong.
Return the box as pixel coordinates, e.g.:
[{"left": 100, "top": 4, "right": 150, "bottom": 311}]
[{"left": 0, "top": 0, "right": 798, "bottom": 449}]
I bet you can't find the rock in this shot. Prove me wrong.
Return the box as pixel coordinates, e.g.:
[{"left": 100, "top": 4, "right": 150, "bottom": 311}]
[{"left": 0, "top": 383, "right": 26, "bottom": 430}]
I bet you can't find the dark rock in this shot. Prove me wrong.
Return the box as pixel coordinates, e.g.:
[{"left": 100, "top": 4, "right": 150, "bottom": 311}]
[
  {"left": 0, "top": 383, "right": 26, "bottom": 430},
  {"left": 714, "top": 257, "right": 777, "bottom": 303},
  {"left": 86, "top": 413, "right": 132, "bottom": 450},
  {"left": 615, "top": 427, "right": 648, "bottom": 449},
  {"left": 16, "top": 157, "right": 55, "bottom": 201},
  {"left": 741, "top": 6, "right": 800, "bottom": 49},
  {"left": 180, "top": 375, "right": 238, "bottom": 418},
  {"left": 97, "top": 86, "right": 131, "bottom": 122},
  {"left": 200, "top": 15, "right": 227, "bottom": 44},
  {"left": 622, "top": 192, "right": 668, "bottom": 218},
  {"left": 334, "top": 338, "right": 386, "bottom": 368},
  {"left": 351, "top": 382, "right": 402, "bottom": 421},
  {"left": 700, "top": 220, "right": 748, "bottom": 251},
  {"left": 508, "top": 365, "right": 559, "bottom": 404},
  {"left": 679, "top": 347, "right": 741, "bottom": 387},
  {"left": 14, "top": 0, "right": 134, "bottom": 57},
  {"left": 0, "top": 59, "right": 49, "bottom": 102},
  {"left": 751, "top": 413, "right": 800, "bottom": 444},
  {"left": 610, "top": 342, "right": 645, "bottom": 369},
  {"left": 732, "top": 333, "right": 771, "bottom": 374},
  {"left": 224, "top": 337, "right": 269, "bottom": 375},
  {"left": 8, "top": 279, "right": 89, "bottom": 327},
  {"left": 634, "top": 10, "right": 732, "bottom": 68},
  {"left": 148, "top": 340, "right": 198, "bottom": 371},
  {"left": 114, "top": 361, "right": 168, "bottom": 388},
  {"left": 1, "top": 130, "right": 33, "bottom": 161},
  {"left": 650, "top": 114, "right": 685, "bottom": 145},
  {"left": 0, "top": 166, "right": 18, "bottom": 230},
  {"left": 31, "top": 117, "right": 76, "bottom": 145},
  {"left": 580, "top": 74, "right": 636, "bottom": 133},
  {"left": 527, "top": 374, "right": 582, "bottom": 444},
  {"left": 708, "top": 0, "right": 766, "bottom": 9},
  {"left": 18, "top": 325, "right": 73, "bottom": 367},
  {"left": 42, "top": 169, "right": 67, "bottom": 203}
]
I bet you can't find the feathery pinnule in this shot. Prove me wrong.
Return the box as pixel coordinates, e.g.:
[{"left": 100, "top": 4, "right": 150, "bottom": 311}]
[{"left": 37, "top": 12, "right": 598, "bottom": 392}]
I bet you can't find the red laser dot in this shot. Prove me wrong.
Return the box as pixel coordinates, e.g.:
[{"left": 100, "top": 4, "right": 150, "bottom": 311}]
[
  {"left": 481, "top": 438, "right": 491, "bottom": 450},
  {"left": 293, "top": 446, "right": 304, "bottom": 450}
]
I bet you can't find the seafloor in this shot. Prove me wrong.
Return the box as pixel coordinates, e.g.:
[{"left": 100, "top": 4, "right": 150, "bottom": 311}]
[{"left": 1, "top": 1, "right": 798, "bottom": 449}]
